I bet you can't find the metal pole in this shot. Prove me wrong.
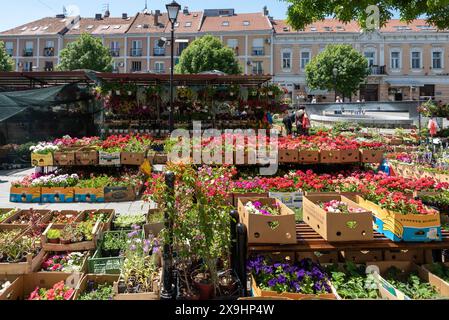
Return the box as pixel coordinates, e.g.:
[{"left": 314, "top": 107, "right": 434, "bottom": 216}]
[
  {"left": 236, "top": 222, "right": 248, "bottom": 297},
  {"left": 160, "top": 171, "right": 175, "bottom": 300},
  {"left": 229, "top": 209, "right": 238, "bottom": 273},
  {"left": 169, "top": 26, "right": 175, "bottom": 132}
]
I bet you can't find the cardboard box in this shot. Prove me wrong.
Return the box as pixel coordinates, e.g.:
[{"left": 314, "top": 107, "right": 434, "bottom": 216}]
[
  {"left": 113, "top": 273, "right": 160, "bottom": 300},
  {"left": 320, "top": 150, "right": 341, "bottom": 164},
  {"left": 297, "top": 251, "right": 339, "bottom": 264},
  {"left": 279, "top": 149, "right": 299, "bottom": 163},
  {"left": 0, "top": 275, "right": 21, "bottom": 300},
  {"left": 269, "top": 191, "right": 303, "bottom": 208},
  {"left": 73, "top": 274, "right": 119, "bottom": 300},
  {"left": 104, "top": 186, "right": 137, "bottom": 202},
  {"left": 37, "top": 251, "right": 89, "bottom": 274},
  {"left": 0, "top": 208, "right": 16, "bottom": 223},
  {"left": 340, "top": 149, "right": 360, "bottom": 163},
  {"left": 232, "top": 192, "right": 268, "bottom": 207},
  {"left": 31, "top": 152, "right": 53, "bottom": 167},
  {"left": 53, "top": 150, "right": 77, "bottom": 166},
  {"left": 257, "top": 251, "right": 296, "bottom": 263},
  {"left": 99, "top": 151, "right": 121, "bottom": 166},
  {"left": 341, "top": 250, "right": 383, "bottom": 263},
  {"left": 1, "top": 272, "right": 82, "bottom": 300},
  {"left": 303, "top": 195, "right": 374, "bottom": 242},
  {"left": 238, "top": 197, "right": 297, "bottom": 244},
  {"left": 75, "top": 148, "right": 98, "bottom": 166},
  {"left": 1, "top": 209, "right": 51, "bottom": 225},
  {"left": 10, "top": 186, "right": 41, "bottom": 203},
  {"left": 360, "top": 149, "right": 384, "bottom": 163},
  {"left": 384, "top": 249, "right": 426, "bottom": 264},
  {"left": 41, "top": 221, "right": 101, "bottom": 252},
  {"left": 298, "top": 150, "right": 319, "bottom": 164},
  {"left": 74, "top": 187, "right": 105, "bottom": 203},
  {"left": 250, "top": 275, "right": 336, "bottom": 300},
  {"left": 422, "top": 262, "right": 449, "bottom": 297},
  {"left": 0, "top": 249, "right": 45, "bottom": 275},
  {"left": 81, "top": 209, "right": 114, "bottom": 234},
  {"left": 148, "top": 152, "right": 168, "bottom": 165},
  {"left": 41, "top": 187, "right": 75, "bottom": 203},
  {"left": 355, "top": 196, "right": 442, "bottom": 242},
  {"left": 121, "top": 151, "right": 145, "bottom": 166},
  {"left": 366, "top": 261, "right": 449, "bottom": 300},
  {"left": 48, "top": 210, "right": 83, "bottom": 228}
]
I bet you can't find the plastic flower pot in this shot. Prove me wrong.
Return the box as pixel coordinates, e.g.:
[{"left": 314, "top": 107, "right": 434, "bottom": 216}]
[
  {"left": 191, "top": 270, "right": 214, "bottom": 300},
  {"left": 48, "top": 238, "right": 61, "bottom": 244}
]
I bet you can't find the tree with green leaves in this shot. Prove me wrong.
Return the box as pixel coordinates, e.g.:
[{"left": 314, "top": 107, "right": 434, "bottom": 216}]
[
  {"left": 57, "top": 33, "right": 113, "bottom": 72},
  {"left": 175, "top": 35, "right": 242, "bottom": 75},
  {"left": 0, "top": 41, "right": 14, "bottom": 72},
  {"left": 283, "top": 0, "right": 449, "bottom": 30},
  {"left": 305, "top": 44, "right": 370, "bottom": 99}
]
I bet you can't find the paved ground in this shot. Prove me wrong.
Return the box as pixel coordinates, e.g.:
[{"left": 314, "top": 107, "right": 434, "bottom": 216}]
[{"left": 0, "top": 168, "right": 152, "bottom": 214}]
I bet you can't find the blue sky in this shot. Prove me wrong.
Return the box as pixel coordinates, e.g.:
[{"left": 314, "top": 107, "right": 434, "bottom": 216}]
[{"left": 0, "top": 0, "right": 290, "bottom": 31}]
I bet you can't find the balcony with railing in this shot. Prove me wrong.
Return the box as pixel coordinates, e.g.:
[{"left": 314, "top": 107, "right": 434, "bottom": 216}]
[
  {"left": 154, "top": 47, "right": 165, "bottom": 56},
  {"left": 252, "top": 47, "right": 265, "bottom": 56},
  {"left": 130, "top": 48, "right": 143, "bottom": 57},
  {"left": 369, "top": 65, "right": 387, "bottom": 75},
  {"left": 154, "top": 68, "right": 165, "bottom": 74},
  {"left": 23, "top": 49, "right": 33, "bottom": 57},
  {"left": 110, "top": 48, "right": 120, "bottom": 57},
  {"left": 43, "top": 47, "right": 55, "bottom": 57},
  {"left": 252, "top": 68, "right": 264, "bottom": 75}
]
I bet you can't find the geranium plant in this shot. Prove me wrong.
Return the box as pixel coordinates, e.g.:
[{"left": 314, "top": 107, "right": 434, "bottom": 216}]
[{"left": 28, "top": 281, "right": 74, "bottom": 300}]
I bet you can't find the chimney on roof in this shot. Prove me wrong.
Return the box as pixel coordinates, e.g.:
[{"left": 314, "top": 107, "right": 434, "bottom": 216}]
[
  {"left": 104, "top": 10, "right": 110, "bottom": 18},
  {"left": 154, "top": 10, "right": 161, "bottom": 26},
  {"left": 95, "top": 13, "right": 103, "bottom": 20},
  {"left": 56, "top": 13, "right": 66, "bottom": 19},
  {"left": 183, "top": 6, "right": 190, "bottom": 15},
  {"left": 122, "top": 13, "right": 128, "bottom": 19},
  {"left": 263, "top": 6, "right": 269, "bottom": 16}
]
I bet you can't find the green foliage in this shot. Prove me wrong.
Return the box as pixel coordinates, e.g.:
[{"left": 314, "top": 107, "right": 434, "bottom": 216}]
[
  {"left": 426, "top": 263, "right": 449, "bottom": 282},
  {"left": 326, "top": 262, "right": 380, "bottom": 299},
  {"left": 385, "top": 266, "right": 440, "bottom": 299},
  {"left": 57, "top": 33, "right": 113, "bottom": 72},
  {"left": 102, "top": 231, "right": 130, "bottom": 252},
  {"left": 305, "top": 44, "right": 370, "bottom": 98},
  {"left": 0, "top": 41, "right": 14, "bottom": 72},
  {"left": 283, "top": 0, "right": 449, "bottom": 30},
  {"left": 175, "top": 35, "right": 242, "bottom": 75},
  {"left": 78, "top": 283, "right": 114, "bottom": 300},
  {"left": 113, "top": 215, "right": 146, "bottom": 229},
  {"left": 47, "top": 229, "right": 61, "bottom": 240}
]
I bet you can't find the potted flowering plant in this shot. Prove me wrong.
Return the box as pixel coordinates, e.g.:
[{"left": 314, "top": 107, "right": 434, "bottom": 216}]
[
  {"left": 75, "top": 275, "right": 117, "bottom": 300},
  {"left": 40, "top": 252, "right": 87, "bottom": 273},
  {"left": 247, "top": 256, "right": 336, "bottom": 300},
  {"left": 34, "top": 173, "right": 79, "bottom": 203},
  {"left": 27, "top": 280, "right": 75, "bottom": 300}
]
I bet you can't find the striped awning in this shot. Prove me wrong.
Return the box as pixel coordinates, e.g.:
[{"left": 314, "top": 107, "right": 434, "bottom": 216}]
[{"left": 386, "top": 79, "right": 426, "bottom": 87}]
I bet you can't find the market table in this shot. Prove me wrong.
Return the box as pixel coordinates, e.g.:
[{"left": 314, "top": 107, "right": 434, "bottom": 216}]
[{"left": 247, "top": 222, "right": 449, "bottom": 252}]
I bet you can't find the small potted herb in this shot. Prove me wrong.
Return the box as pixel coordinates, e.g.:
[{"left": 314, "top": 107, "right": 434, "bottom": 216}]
[{"left": 47, "top": 229, "right": 61, "bottom": 244}]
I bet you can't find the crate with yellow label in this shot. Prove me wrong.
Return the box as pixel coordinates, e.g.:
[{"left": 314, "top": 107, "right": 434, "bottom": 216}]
[
  {"left": 10, "top": 186, "right": 41, "bottom": 203},
  {"left": 355, "top": 196, "right": 442, "bottom": 242},
  {"left": 31, "top": 153, "right": 53, "bottom": 167}
]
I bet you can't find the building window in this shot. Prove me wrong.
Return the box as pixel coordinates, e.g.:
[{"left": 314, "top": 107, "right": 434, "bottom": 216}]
[
  {"left": 131, "top": 61, "right": 142, "bottom": 72},
  {"left": 110, "top": 41, "right": 120, "bottom": 57},
  {"left": 252, "top": 38, "right": 264, "bottom": 56},
  {"left": 364, "top": 51, "right": 376, "bottom": 67},
  {"left": 5, "top": 42, "right": 13, "bottom": 56},
  {"left": 155, "top": 61, "right": 165, "bottom": 73},
  {"left": 301, "top": 51, "right": 310, "bottom": 69},
  {"left": 252, "top": 61, "right": 263, "bottom": 75},
  {"left": 432, "top": 51, "right": 443, "bottom": 69},
  {"left": 44, "top": 61, "right": 53, "bottom": 71},
  {"left": 390, "top": 51, "right": 401, "bottom": 69},
  {"left": 178, "top": 42, "right": 188, "bottom": 56},
  {"left": 227, "top": 39, "right": 239, "bottom": 55},
  {"left": 24, "top": 41, "right": 33, "bottom": 56},
  {"left": 282, "top": 50, "right": 291, "bottom": 70},
  {"left": 411, "top": 51, "right": 422, "bottom": 69},
  {"left": 154, "top": 40, "right": 165, "bottom": 56},
  {"left": 131, "top": 40, "right": 143, "bottom": 57}
]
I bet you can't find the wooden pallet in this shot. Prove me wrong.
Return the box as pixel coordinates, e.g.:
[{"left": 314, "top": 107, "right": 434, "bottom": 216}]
[{"left": 248, "top": 222, "right": 449, "bottom": 252}]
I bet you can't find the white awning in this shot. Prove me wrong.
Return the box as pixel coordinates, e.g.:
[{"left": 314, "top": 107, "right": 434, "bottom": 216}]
[
  {"left": 175, "top": 39, "right": 189, "bottom": 43},
  {"left": 386, "top": 79, "right": 426, "bottom": 87}
]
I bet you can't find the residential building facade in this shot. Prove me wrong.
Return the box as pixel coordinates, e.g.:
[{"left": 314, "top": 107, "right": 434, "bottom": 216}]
[{"left": 1, "top": 7, "right": 449, "bottom": 103}]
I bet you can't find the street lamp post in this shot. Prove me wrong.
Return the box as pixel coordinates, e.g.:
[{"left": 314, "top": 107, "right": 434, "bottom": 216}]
[
  {"left": 332, "top": 67, "right": 338, "bottom": 102},
  {"left": 166, "top": 1, "right": 181, "bottom": 133}
]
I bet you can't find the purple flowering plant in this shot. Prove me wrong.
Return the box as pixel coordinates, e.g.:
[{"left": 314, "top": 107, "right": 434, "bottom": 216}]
[{"left": 248, "top": 256, "right": 332, "bottom": 295}]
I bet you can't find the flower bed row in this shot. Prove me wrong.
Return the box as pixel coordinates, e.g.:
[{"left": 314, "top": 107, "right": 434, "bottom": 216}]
[
  {"left": 10, "top": 171, "right": 145, "bottom": 203},
  {"left": 248, "top": 256, "right": 449, "bottom": 300}
]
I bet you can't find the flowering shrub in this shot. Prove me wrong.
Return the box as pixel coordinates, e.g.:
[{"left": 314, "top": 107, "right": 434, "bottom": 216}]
[
  {"left": 53, "top": 136, "right": 100, "bottom": 148},
  {"left": 30, "top": 142, "right": 59, "bottom": 154},
  {"left": 320, "top": 200, "right": 365, "bottom": 214},
  {"left": 248, "top": 256, "right": 332, "bottom": 294},
  {"left": 28, "top": 281, "right": 74, "bottom": 300}
]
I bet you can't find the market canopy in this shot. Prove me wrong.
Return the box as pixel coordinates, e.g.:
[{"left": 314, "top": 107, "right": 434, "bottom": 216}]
[{"left": 0, "top": 84, "right": 93, "bottom": 122}]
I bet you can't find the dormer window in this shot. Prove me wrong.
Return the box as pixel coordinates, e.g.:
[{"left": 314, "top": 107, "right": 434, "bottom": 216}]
[
  {"left": 243, "top": 21, "right": 250, "bottom": 26},
  {"left": 32, "top": 27, "right": 39, "bottom": 31},
  {"left": 324, "top": 26, "right": 332, "bottom": 31},
  {"left": 310, "top": 26, "right": 317, "bottom": 31},
  {"left": 222, "top": 21, "right": 230, "bottom": 27},
  {"left": 114, "top": 25, "right": 121, "bottom": 29},
  {"left": 87, "top": 25, "right": 94, "bottom": 29},
  {"left": 282, "top": 27, "right": 290, "bottom": 32},
  {"left": 20, "top": 26, "right": 27, "bottom": 31},
  {"left": 185, "top": 22, "right": 192, "bottom": 27},
  {"left": 102, "top": 25, "right": 110, "bottom": 30}
]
